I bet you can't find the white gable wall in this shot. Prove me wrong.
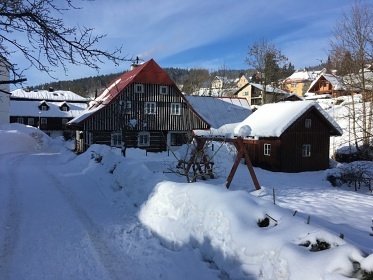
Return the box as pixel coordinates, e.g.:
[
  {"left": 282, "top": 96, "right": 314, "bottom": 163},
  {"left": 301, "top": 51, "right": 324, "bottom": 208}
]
[{"left": 0, "top": 61, "right": 10, "bottom": 124}]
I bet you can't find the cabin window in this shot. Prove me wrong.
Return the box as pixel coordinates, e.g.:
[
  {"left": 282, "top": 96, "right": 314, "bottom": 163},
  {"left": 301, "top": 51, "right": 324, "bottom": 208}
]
[
  {"left": 170, "top": 103, "right": 181, "bottom": 115},
  {"left": 125, "top": 101, "right": 132, "bottom": 114},
  {"left": 170, "top": 133, "right": 186, "bottom": 146},
  {"left": 60, "top": 106, "right": 69, "bottom": 112},
  {"left": 135, "top": 83, "right": 144, "bottom": 93},
  {"left": 62, "top": 118, "right": 68, "bottom": 125},
  {"left": 17, "top": 117, "right": 24, "bottom": 124},
  {"left": 28, "top": 118, "right": 34, "bottom": 126},
  {"left": 41, "top": 105, "right": 48, "bottom": 111},
  {"left": 305, "top": 119, "right": 312, "bottom": 128},
  {"left": 41, "top": 118, "right": 47, "bottom": 125},
  {"left": 144, "top": 102, "right": 156, "bottom": 114},
  {"left": 291, "top": 83, "right": 297, "bottom": 88},
  {"left": 264, "top": 143, "right": 271, "bottom": 156},
  {"left": 138, "top": 131, "right": 150, "bottom": 147},
  {"left": 302, "top": 144, "right": 311, "bottom": 157},
  {"left": 111, "top": 132, "right": 122, "bottom": 147},
  {"left": 160, "top": 86, "right": 168, "bottom": 95}
]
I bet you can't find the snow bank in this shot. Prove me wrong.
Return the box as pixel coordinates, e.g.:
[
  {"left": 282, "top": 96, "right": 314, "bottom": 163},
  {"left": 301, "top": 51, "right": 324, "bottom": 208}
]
[
  {"left": 0, "top": 123, "right": 50, "bottom": 154},
  {"left": 139, "top": 181, "right": 369, "bottom": 280}
]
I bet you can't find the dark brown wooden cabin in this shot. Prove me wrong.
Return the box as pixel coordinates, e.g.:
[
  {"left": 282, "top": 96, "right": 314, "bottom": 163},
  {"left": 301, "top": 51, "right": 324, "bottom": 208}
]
[
  {"left": 67, "top": 59, "right": 210, "bottom": 153},
  {"left": 235, "top": 101, "right": 342, "bottom": 172}
]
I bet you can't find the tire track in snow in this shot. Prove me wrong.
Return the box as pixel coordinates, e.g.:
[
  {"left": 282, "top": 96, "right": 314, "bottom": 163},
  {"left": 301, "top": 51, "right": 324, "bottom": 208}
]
[
  {"left": 43, "top": 168, "right": 131, "bottom": 280},
  {"left": 0, "top": 154, "right": 24, "bottom": 279}
]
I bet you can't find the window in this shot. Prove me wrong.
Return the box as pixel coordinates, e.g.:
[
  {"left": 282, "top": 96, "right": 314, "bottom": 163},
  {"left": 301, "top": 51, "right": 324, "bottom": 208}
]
[
  {"left": 41, "top": 118, "right": 47, "bottom": 125},
  {"left": 291, "top": 83, "right": 297, "bottom": 88},
  {"left": 171, "top": 103, "right": 181, "bottom": 115},
  {"left": 61, "top": 106, "right": 69, "bottom": 112},
  {"left": 170, "top": 133, "right": 186, "bottom": 146},
  {"left": 138, "top": 131, "right": 150, "bottom": 147},
  {"left": 135, "top": 83, "right": 144, "bottom": 93},
  {"left": 28, "top": 118, "right": 34, "bottom": 126},
  {"left": 41, "top": 105, "right": 48, "bottom": 111},
  {"left": 125, "top": 101, "right": 132, "bottom": 114},
  {"left": 264, "top": 143, "right": 271, "bottom": 156},
  {"left": 144, "top": 102, "right": 156, "bottom": 114},
  {"left": 305, "top": 119, "right": 312, "bottom": 128},
  {"left": 302, "top": 144, "right": 311, "bottom": 157},
  {"left": 160, "top": 86, "right": 168, "bottom": 95},
  {"left": 17, "top": 117, "right": 24, "bottom": 124},
  {"left": 111, "top": 132, "right": 122, "bottom": 147}
]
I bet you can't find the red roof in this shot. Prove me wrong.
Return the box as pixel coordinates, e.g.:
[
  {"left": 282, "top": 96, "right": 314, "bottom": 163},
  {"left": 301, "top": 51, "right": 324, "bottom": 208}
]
[{"left": 91, "top": 59, "right": 176, "bottom": 109}]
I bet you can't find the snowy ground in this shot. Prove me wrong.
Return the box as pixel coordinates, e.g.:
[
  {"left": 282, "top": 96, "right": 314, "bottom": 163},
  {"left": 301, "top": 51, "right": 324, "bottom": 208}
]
[{"left": 0, "top": 123, "right": 372, "bottom": 280}]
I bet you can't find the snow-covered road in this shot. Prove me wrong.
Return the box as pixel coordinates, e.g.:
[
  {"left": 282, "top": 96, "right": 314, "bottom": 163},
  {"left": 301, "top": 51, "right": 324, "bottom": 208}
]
[{"left": 0, "top": 149, "right": 219, "bottom": 280}]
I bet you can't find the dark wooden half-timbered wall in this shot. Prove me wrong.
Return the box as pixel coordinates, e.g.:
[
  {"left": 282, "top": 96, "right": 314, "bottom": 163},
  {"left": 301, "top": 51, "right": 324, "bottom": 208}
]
[{"left": 83, "top": 82, "right": 209, "bottom": 151}]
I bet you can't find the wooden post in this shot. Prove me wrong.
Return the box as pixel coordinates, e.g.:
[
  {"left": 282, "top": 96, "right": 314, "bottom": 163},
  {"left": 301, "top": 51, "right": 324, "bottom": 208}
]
[{"left": 226, "top": 137, "right": 261, "bottom": 190}]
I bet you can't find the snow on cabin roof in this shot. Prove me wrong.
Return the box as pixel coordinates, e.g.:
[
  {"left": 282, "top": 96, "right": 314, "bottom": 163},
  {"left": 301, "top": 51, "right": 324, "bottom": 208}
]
[
  {"left": 185, "top": 96, "right": 252, "bottom": 137},
  {"left": 307, "top": 74, "right": 345, "bottom": 93},
  {"left": 10, "top": 100, "right": 88, "bottom": 118},
  {"left": 234, "top": 101, "right": 343, "bottom": 138},
  {"left": 284, "top": 69, "right": 322, "bottom": 82},
  {"left": 11, "top": 89, "right": 89, "bottom": 102}
]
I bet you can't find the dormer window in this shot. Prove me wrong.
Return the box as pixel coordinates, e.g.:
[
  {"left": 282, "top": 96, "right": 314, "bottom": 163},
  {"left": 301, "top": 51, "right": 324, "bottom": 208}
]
[
  {"left": 135, "top": 83, "right": 144, "bottom": 93},
  {"left": 39, "top": 101, "right": 49, "bottom": 111},
  {"left": 60, "top": 102, "right": 70, "bottom": 112}
]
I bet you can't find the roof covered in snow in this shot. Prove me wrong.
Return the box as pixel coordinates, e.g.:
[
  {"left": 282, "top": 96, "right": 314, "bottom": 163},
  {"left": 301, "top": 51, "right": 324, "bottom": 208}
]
[
  {"left": 234, "top": 100, "right": 343, "bottom": 138},
  {"left": 10, "top": 100, "right": 88, "bottom": 118},
  {"left": 185, "top": 96, "right": 252, "bottom": 137},
  {"left": 283, "top": 69, "right": 323, "bottom": 83},
  {"left": 11, "top": 89, "right": 89, "bottom": 102},
  {"left": 307, "top": 74, "right": 345, "bottom": 93}
]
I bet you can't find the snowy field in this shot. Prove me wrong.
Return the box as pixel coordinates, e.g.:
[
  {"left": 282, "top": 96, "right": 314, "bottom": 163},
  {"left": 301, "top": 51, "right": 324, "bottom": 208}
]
[{"left": 0, "top": 122, "right": 372, "bottom": 280}]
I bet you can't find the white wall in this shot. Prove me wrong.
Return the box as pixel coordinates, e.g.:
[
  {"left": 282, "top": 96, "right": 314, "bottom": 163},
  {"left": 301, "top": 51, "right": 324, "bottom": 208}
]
[{"left": 0, "top": 61, "right": 10, "bottom": 125}]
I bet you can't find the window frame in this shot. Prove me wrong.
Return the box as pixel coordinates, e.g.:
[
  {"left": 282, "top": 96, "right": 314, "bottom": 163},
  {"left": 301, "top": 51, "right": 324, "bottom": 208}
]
[
  {"left": 111, "top": 131, "right": 122, "bottom": 147},
  {"left": 302, "top": 144, "right": 311, "bottom": 157},
  {"left": 264, "top": 143, "right": 271, "bottom": 156},
  {"left": 40, "top": 118, "right": 47, "bottom": 125},
  {"left": 135, "top": 83, "right": 144, "bottom": 93},
  {"left": 40, "top": 105, "right": 48, "bottom": 111},
  {"left": 305, "top": 118, "right": 312, "bottom": 128},
  {"left": 28, "top": 118, "right": 34, "bottom": 126},
  {"left": 144, "top": 102, "right": 156, "bottom": 115},
  {"left": 138, "top": 131, "right": 150, "bottom": 147},
  {"left": 160, "top": 85, "right": 168, "bottom": 95},
  {"left": 170, "top": 103, "right": 181, "bottom": 115},
  {"left": 17, "top": 117, "right": 24, "bottom": 124}
]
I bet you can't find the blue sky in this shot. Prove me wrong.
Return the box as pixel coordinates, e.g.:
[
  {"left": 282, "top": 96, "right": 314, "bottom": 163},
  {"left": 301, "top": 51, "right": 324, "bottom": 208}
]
[{"left": 11, "top": 0, "right": 356, "bottom": 87}]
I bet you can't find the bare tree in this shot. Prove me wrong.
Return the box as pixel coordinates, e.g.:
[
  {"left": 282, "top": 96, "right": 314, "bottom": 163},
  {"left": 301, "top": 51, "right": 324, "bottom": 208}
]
[
  {"left": 0, "top": 0, "right": 129, "bottom": 84},
  {"left": 330, "top": 0, "right": 373, "bottom": 158},
  {"left": 245, "top": 38, "right": 288, "bottom": 104}
]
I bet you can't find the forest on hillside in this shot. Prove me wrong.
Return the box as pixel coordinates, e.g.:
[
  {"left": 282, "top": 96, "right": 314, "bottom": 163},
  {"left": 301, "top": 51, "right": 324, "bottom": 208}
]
[{"left": 32, "top": 62, "right": 323, "bottom": 98}]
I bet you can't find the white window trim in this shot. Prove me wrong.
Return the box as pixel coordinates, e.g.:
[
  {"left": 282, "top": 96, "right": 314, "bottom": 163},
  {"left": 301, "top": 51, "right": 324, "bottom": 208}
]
[
  {"left": 302, "top": 144, "right": 311, "bottom": 157},
  {"left": 138, "top": 131, "right": 150, "bottom": 147},
  {"left": 41, "top": 105, "right": 48, "bottom": 111},
  {"left": 160, "top": 85, "right": 168, "bottom": 95},
  {"left": 41, "top": 118, "right": 47, "bottom": 125},
  {"left": 264, "top": 143, "right": 271, "bottom": 156},
  {"left": 144, "top": 102, "right": 156, "bottom": 115},
  {"left": 135, "top": 83, "right": 144, "bottom": 93},
  {"left": 17, "top": 117, "right": 24, "bottom": 124},
  {"left": 170, "top": 103, "right": 181, "bottom": 115},
  {"left": 111, "top": 131, "right": 122, "bottom": 147},
  {"left": 305, "top": 119, "right": 312, "bottom": 128}
]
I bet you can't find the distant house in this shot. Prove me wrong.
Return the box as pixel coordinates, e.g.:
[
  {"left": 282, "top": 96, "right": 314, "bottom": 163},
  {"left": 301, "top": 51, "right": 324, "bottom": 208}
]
[
  {"left": 234, "top": 83, "right": 288, "bottom": 106},
  {"left": 236, "top": 74, "right": 250, "bottom": 88},
  {"left": 185, "top": 96, "right": 252, "bottom": 137},
  {"left": 0, "top": 57, "right": 10, "bottom": 125},
  {"left": 306, "top": 73, "right": 346, "bottom": 98},
  {"left": 281, "top": 69, "right": 323, "bottom": 97},
  {"left": 211, "top": 76, "right": 235, "bottom": 90},
  {"left": 10, "top": 88, "right": 89, "bottom": 137},
  {"left": 234, "top": 101, "right": 342, "bottom": 172},
  {"left": 67, "top": 59, "right": 210, "bottom": 153}
]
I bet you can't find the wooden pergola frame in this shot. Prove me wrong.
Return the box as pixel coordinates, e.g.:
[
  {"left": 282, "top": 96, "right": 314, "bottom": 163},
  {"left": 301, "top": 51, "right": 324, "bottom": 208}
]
[{"left": 194, "top": 136, "right": 261, "bottom": 190}]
